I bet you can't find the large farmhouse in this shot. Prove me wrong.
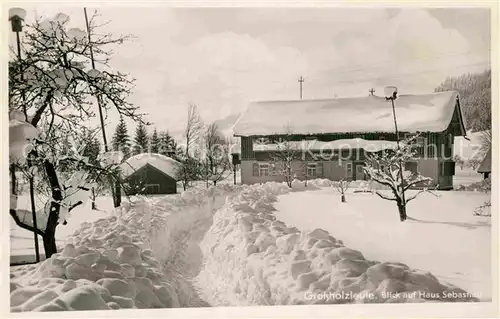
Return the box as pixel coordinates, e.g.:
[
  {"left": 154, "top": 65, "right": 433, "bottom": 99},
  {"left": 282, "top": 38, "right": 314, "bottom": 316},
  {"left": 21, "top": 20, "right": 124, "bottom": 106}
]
[{"left": 232, "top": 90, "right": 467, "bottom": 190}]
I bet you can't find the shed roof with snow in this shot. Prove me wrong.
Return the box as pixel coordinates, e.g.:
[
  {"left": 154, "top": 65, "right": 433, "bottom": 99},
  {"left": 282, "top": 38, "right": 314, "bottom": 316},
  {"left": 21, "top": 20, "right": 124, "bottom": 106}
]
[
  {"left": 232, "top": 91, "right": 466, "bottom": 137},
  {"left": 120, "top": 153, "right": 180, "bottom": 180},
  {"left": 478, "top": 148, "right": 491, "bottom": 173}
]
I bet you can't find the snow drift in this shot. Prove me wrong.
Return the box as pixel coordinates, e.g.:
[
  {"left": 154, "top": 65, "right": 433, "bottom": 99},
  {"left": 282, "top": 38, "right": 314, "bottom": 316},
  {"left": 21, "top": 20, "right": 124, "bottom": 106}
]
[
  {"left": 197, "top": 181, "right": 478, "bottom": 305},
  {"left": 10, "top": 184, "right": 242, "bottom": 311}
]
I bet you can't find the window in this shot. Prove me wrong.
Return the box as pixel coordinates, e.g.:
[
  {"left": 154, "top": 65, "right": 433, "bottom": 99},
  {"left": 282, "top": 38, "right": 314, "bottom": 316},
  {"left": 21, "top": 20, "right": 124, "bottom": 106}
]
[
  {"left": 254, "top": 137, "right": 270, "bottom": 145},
  {"left": 405, "top": 161, "right": 419, "bottom": 175},
  {"left": 259, "top": 163, "right": 270, "bottom": 177},
  {"left": 344, "top": 162, "right": 353, "bottom": 178},
  {"left": 356, "top": 165, "right": 364, "bottom": 174},
  {"left": 441, "top": 161, "right": 456, "bottom": 176},
  {"left": 416, "top": 136, "right": 425, "bottom": 146},
  {"left": 307, "top": 163, "right": 317, "bottom": 177},
  {"left": 252, "top": 162, "right": 272, "bottom": 177},
  {"left": 404, "top": 133, "right": 425, "bottom": 149}
]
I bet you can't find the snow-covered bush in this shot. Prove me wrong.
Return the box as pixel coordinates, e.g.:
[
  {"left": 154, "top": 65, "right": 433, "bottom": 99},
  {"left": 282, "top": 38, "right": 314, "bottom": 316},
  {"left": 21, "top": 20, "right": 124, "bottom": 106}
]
[
  {"left": 308, "top": 178, "right": 333, "bottom": 188},
  {"left": 197, "top": 182, "right": 477, "bottom": 305},
  {"left": 455, "top": 177, "right": 491, "bottom": 192},
  {"left": 455, "top": 178, "right": 492, "bottom": 217}
]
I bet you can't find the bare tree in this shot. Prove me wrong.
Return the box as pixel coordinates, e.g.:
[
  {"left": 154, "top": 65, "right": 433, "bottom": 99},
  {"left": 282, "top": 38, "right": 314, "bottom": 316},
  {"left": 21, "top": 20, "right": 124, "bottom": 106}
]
[
  {"left": 201, "top": 122, "right": 232, "bottom": 186},
  {"left": 8, "top": 12, "right": 140, "bottom": 258},
  {"left": 184, "top": 104, "right": 203, "bottom": 157},
  {"left": 363, "top": 134, "right": 438, "bottom": 222},
  {"left": 467, "top": 158, "right": 481, "bottom": 170},
  {"left": 177, "top": 104, "right": 203, "bottom": 190},
  {"left": 453, "top": 154, "right": 465, "bottom": 170},
  {"left": 269, "top": 126, "right": 301, "bottom": 188},
  {"left": 479, "top": 129, "right": 492, "bottom": 155},
  {"left": 334, "top": 179, "right": 351, "bottom": 203}
]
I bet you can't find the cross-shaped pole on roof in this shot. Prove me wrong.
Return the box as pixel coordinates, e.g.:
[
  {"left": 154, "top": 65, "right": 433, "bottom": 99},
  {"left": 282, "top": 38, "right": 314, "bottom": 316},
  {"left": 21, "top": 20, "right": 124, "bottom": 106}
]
[{"left": 369, "top": 88, "right": 375, "bottom": 96}]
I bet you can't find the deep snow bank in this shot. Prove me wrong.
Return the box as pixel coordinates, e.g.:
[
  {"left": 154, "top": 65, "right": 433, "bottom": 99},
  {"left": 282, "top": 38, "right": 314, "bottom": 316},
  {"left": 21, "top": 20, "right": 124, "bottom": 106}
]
[
  {"left": 10, "top": 184, "right": 242, "bottom": 312},
  {"left": 197, "top": 181, "right": 479, "bottom": 305}
]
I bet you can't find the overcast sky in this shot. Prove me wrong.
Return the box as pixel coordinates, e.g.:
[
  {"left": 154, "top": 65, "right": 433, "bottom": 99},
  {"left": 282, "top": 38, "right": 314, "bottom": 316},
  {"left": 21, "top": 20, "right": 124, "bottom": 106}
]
[{"left": 8, "top": 5, "right": 491, "bottom": 139}]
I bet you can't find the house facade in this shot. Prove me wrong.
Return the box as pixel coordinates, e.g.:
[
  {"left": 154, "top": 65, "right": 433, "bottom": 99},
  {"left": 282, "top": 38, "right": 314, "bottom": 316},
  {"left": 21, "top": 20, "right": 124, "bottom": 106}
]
[{"left": 232, "top": 91, "right": 467, "bottom": 190}]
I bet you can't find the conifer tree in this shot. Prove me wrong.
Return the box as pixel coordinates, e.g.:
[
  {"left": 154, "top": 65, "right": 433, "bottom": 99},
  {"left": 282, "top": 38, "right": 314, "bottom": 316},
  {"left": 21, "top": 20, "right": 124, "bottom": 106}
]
[
  {"left": 111, "top": 116, "right": 131, "bottom": 158},
  {"left": 134, "top": 122, "right": 149, "bottom": 155},
  {"left": 80, "top": 131, "right": 102, "bottom": 210},
  {"left": 150, "top": 128, "right": 160, "bottom": 153},
  {"left": 159, "top": 131, "right": 177, "bottom": 158}
]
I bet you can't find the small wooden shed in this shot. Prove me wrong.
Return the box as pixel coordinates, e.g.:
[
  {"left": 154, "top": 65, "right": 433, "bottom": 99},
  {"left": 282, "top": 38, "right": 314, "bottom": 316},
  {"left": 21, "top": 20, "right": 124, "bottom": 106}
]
[{"left": 120, "top": 153, "right": 179, "bottom": 195}]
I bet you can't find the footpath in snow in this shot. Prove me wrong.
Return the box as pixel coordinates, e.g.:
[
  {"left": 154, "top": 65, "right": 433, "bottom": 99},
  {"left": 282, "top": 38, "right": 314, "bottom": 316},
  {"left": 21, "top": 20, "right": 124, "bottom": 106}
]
[{"left": 10, "top": 184, "right": 241, "bottom": 311}]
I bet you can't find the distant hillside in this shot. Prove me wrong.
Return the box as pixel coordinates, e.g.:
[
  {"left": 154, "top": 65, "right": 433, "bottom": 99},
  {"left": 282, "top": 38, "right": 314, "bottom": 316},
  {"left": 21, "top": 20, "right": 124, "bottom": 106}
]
[{"left": 435, "top": 69, "right": 491, "bottom": 132}]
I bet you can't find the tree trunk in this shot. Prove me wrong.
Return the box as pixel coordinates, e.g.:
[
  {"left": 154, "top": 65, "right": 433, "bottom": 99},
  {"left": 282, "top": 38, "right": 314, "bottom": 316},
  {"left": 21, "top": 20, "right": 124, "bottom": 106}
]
[
  {"left": 114, "top": 177, "right": 122, "bottom": 208},
  {"left": 397, "top": 201, "right": 407, "bottom": 222},
  {"left": 91, "top": 187, "right": 97, "bottom": 210},
  {"left": 43, "top": 221, "right": 58, "bottom": 258},
  {"left": 10, "top": 164, "right": 17, "bottom": 195},
  {"left": 341, "top": 194, "right": 346, "bottom": 203},
  {"left": 43, "top": 160, "right": 62, "bottom": 258}
]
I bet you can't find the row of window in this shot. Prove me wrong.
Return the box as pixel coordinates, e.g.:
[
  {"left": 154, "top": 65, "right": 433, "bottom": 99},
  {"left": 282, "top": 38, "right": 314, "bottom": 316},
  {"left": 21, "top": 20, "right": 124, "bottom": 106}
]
[
  {"left": 251, "top": 160, "right": 455, "bottom": 178},
  {"left": 253, "top": 134, "right": 453, "bottom": 148},
  {"left": 252, "top": 162, "right": 324, "bottom": 177}
]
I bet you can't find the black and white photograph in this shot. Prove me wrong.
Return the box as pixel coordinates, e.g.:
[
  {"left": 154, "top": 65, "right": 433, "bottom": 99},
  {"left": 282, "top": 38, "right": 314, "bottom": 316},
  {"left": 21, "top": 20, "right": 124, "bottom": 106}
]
[{"left": 4, "top": 2, "right": 497, "bottom": 317}]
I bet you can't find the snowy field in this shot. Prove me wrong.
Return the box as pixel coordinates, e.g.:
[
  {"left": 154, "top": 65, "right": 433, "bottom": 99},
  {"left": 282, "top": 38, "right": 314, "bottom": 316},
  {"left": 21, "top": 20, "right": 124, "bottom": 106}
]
[
  {"left": 273, "top": 186, "right": 492, "bottom": 301},
  {"left": 196, "top": 180, "right": 488, "bottom": 306},
  {"left": 453, "top": 167, "right": 484, "bottom": 188},
  {"left": 9, "top": 179, "right": 491, "bottom": 312}
]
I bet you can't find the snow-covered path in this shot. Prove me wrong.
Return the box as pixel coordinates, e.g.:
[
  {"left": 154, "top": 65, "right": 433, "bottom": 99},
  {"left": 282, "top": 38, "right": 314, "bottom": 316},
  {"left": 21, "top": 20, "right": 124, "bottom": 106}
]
[
  {"left": 156, "top": 194, "right": 234, "bottom": 307},
  {"left": 9, "top": 185, "right": 243, "bottom": 311},
  {"left": 274, "top": 187, "right": 492, "bottom": 301}
]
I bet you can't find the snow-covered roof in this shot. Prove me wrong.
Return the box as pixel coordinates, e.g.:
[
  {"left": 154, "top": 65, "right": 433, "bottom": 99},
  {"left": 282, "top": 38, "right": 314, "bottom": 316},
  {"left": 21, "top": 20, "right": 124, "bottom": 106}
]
[
  {"left": 232, "top": 91, "right": 465, "bottom": 137},
  {"left": 120, "top": 153, "right": 180, "bottom": 180},
  {"left": 477, "top": 148, "right": 491, "bottom": 173}
]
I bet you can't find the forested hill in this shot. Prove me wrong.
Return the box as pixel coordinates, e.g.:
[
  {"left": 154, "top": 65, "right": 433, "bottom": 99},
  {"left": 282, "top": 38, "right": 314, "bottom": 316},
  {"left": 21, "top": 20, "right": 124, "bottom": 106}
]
[{"left": 435, "top": 69, "right": 491, "bottom": 132}]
